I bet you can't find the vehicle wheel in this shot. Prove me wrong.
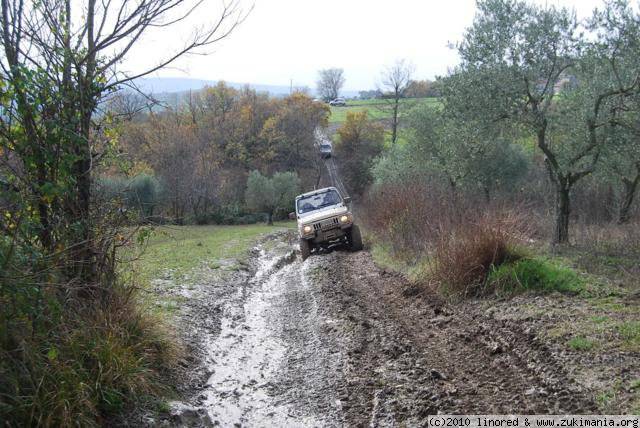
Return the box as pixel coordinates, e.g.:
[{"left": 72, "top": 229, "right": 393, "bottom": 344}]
[
  {"left": 349, "top": 225, "right": 363, "bottom": 251},
  {"left": 300, "top": 239, "right": 311, "bottom": 260}
]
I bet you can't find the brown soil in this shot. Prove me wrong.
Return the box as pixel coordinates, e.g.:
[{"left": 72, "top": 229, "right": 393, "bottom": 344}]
[{"left": 133, "top": 233, "right": 638, "bottom": 427}]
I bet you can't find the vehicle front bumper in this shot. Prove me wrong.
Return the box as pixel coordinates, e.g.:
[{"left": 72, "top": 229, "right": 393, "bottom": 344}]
[{"left": 302, "top": 223, "right": 352, "bottom": 244}]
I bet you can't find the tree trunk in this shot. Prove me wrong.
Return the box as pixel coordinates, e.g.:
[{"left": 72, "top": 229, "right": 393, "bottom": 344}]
[
  {"left": 483, "top": 185, "right": 491, "bottom": 203},
  {"left": 618, "top": 170, "right": 640, "bottom": 224},
  {"left": 267, "top": 211, "right": 273, "bottom": 226},
  {"left": 391, "top": 98, "right": 399, "bottom": 144},
  {"left": 553, "top": 182, "right": 571, "bottom": 244}
]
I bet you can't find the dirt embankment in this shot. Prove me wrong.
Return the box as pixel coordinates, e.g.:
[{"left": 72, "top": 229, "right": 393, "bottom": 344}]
[{"left": 134, "top": 232, "right": 636, "bottom": 427}]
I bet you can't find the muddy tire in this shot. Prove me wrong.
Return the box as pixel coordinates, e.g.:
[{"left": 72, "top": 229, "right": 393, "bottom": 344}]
[
  {"left": 349, "top": 225, "right": 363, "bottom": 252},
  {"left": 300, "top": 238, "right": 311, "bottom": 260}
]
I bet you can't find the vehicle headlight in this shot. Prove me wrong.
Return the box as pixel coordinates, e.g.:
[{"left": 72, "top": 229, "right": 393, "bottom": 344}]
[
  {"left": 303, "top": 225, "right": 313, "bottom": 234},
  {"left": 339, "top": 215, "right": 350, "bottom": 223}
]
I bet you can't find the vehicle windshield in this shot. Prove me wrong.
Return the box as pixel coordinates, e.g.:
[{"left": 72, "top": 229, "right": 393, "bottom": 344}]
[
  {"left": 321, "top": 144, "right": 331, "bottom": 150},
  {"left": 296, "top": 189, "right": 342, "bottom": 214}
]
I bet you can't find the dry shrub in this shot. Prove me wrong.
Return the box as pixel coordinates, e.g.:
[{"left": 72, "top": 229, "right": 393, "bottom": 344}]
[
  {"left": 364, "top": 181, "right": 532, "bottom": 297},
  {"left": 431, "top": 208, "right": 530, "bottom": 297},
  {"left": 364, "top": 180, "right": 456, "bottom": 259},
  {"left": 573, "top": 221, "right": 640, "bottom": 257}
]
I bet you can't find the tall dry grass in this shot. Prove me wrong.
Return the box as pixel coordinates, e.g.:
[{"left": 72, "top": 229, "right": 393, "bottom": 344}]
[
  {"left": 0, "top": 280, "right": 180, "bottom": 426},
  {"left": 364, "top": 181, "right": 532, "bottom": 297}
]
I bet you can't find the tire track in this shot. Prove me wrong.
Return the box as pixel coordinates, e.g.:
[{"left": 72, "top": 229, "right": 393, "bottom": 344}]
[{"left": 315, "top": 128, "right": 349, "bottom": 197}]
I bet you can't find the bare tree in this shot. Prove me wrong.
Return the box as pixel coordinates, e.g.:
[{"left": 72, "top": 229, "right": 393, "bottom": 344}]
[
  {"left": 0, "top": 0, "right": 246, "bottom": 279},
  {"left": 378, "top": 60, "right": 414, "bottom": 144},
  {"left": 316, "top": 68, "right": 345, "bottom": 101}
]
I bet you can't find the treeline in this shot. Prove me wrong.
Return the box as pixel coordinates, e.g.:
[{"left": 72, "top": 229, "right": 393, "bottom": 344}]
[
  {"left": 358, "top": 79, "right": 441, "bottom": 100},
  {"left": 109, "top": 83, "right": 329, "bottom": 224},
  {"left": 359, "top": 0, "right": 640, "bottom": 297},
  {"left": 362, "top": 0, "right": 640, "bottom": 242}
]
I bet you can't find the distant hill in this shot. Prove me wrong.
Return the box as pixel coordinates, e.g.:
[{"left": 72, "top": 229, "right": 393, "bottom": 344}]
[{"left": 133, "top": 77, "right": 361, "bottom": 99}]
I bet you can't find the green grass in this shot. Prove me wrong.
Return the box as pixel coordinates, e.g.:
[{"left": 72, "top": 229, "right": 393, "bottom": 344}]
[
  {"left": 488, "top": 257, "right": 586, "bottom": 295},
  {"left": 596, "top": 389, "right": 617, "bottom": 409},
  {"left": 328, "top": 97, "right": 441, "bottom": 124},
  {"left": 132, "top": 222, "right": 294, "bottom": 284},
  {"left": 370, "top": 242, "right": 430, "bottom": 282},
  {"left": 617, "top": 321, "right": 640, "bottom": 347},
  {"left": 567, "top": 336, "right": 596, "bottom": 351}
]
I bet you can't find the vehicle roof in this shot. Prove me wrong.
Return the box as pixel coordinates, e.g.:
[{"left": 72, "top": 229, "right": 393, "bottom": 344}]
[{"left": 295, "top": 187, "right": 340, "bottom": 200}]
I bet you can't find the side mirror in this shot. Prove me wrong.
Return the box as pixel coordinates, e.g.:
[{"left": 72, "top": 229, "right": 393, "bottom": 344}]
[
  {"left": 343, "top": 196, "right": 351, "bottom": 204},
  {"left": 288, "top": 212, "right": 296, "bottom": 220}
]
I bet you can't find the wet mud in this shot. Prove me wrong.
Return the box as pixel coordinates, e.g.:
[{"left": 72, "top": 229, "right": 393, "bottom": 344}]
[{"left": 140, "top": 233, "right": 631, "bottom": 427}]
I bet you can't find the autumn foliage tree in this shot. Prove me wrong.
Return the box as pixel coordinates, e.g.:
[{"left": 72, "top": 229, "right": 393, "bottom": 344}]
[
  {"left": 119, "top": 86, "right": 329, "bottom": 223},
  {"left": 335, "top": 111, "right": 385, "bottom": 195}
]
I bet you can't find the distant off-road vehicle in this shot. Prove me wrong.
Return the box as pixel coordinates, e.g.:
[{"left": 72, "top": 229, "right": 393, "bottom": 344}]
[
  {"left": 328, "top": 98, "right": 346, "bottom": 106},
  {"left": 291, "top": 187, "right": 362, "bottom": 260},
  {"left": 319, "top": 142, "right": 332, "bottom": 158}
]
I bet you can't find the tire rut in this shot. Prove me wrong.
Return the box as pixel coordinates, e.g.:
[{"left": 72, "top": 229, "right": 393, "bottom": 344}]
[
  {"left": 309, "top": 249, "right": 597, "bottom": 426},
  {"left": 153, "top": 235, "right": 597, "bottom": 427}
]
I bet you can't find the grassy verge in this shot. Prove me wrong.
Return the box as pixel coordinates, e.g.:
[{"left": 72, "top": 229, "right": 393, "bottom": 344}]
[
  {"left": 371, "top": 242, "right": 588, "bottom": 296},
  {"left": 130, "top": 222, "right": 294, "bottom": 285},
  {"left": 0, "top": 222, "right": 294, "bottom": 426},
  {"left": 0, "top": 279, "right": 180, "bottom": 426}
]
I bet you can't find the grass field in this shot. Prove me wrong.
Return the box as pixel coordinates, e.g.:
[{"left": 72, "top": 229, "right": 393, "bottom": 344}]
[
  {"left": 329, "top": 97, "right": 441, "bottom": 124},
  {"left": 129, "top": 222, "right": 294, "bottom": 284}
]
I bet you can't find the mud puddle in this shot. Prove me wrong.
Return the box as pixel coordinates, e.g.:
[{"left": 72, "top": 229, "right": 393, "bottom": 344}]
[
  {"left": 160, "top": 236, "right": 341, "bottom": 427},
  {"left": 199, "top": 246, "right": 317, "bottom": 425}
]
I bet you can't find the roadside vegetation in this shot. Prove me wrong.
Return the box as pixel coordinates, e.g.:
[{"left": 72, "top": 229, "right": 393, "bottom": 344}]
[
  {"left": 356, "top": 0, "right": 640, "bottom": 411},
  {"left": 130, "top": 224, "right": 293, "bottom": 286},
  {"left": 2, "top": 0, "right": 640, "bottom": 423},
  {"left": 362, "top": 0, "right": 640, "bottom": 297},
  {"left": 0, "top": 0, "right": 248, "bottom": 424}
]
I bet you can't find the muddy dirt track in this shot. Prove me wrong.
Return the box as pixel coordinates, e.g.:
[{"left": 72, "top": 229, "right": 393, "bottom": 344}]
[{"left": 143, "top": 232, "right": 601, "bottom": 428}]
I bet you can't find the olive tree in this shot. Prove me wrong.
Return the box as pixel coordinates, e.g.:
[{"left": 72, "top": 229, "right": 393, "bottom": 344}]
[
  {"left": 597, "top": 88, "right": 640, "bottom": 224},
  {"left": 245, "top": 171, "right": 300, "bottom": 224},
  {"left": 373, "top": 105, "right": 528, "bottom": 200},
  {"left": 599, "top": 124, "right": 640, "bottom": 224},
  {"left": 445, "top": 0, "right": 640, "bottom": 243}
]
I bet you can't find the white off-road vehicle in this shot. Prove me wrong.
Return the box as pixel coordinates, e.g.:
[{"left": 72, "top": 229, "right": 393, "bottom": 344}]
[{"left": 292, "top": 187, "right": 363, "bottom": 260}]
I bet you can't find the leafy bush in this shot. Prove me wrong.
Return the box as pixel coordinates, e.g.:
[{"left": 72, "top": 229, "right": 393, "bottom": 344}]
[
  {"left": 98, "top": 174, "right": 162, "bottom": 220},
  {"left": 487, "top": 257, "right": 585, "bottom": 295},
  {"left": 245, "top": 170, "right": 300, "bottom": 224}
]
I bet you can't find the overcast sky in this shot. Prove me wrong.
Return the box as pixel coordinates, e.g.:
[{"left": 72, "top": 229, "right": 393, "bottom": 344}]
[{"left": 128, "top": 0, "right": 605, "bottom": 91}]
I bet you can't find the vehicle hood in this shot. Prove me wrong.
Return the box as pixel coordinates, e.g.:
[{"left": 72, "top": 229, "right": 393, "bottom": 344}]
[{"left": 299, "top": 205, "right": 348, "bottom": 224}]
